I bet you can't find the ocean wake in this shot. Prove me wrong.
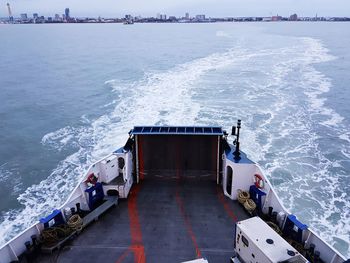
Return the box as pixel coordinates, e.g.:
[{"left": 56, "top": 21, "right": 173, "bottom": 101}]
[{"left": 0, "top": 36, "right": 349, "bottom": 257}]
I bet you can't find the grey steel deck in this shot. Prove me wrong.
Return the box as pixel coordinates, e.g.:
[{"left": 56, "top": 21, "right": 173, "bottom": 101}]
[{"left": 33, "top": 172, "right": 250, "bottom": 263}]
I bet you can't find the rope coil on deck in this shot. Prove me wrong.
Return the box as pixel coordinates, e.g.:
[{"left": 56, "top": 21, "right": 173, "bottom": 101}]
[
  {"left": 237, "top": 189, "right": 250, "bottom": 204},
  {"left": 41, "top": 228, "right": 59, "bottom": 246},
  {"left": 40, "top": 215, "right": 83, "bottom": 246},
  {"left": 243, "top": 199, "right": 256, "bottom": 213},
  {"left": 41, "top": 225, "right": 73, "bottom": 246},
  {"left": 266, "top": 221, "right": 282, "bottom": 235},
  {"left": 67, "top": 214, "right": 83, "bottom": 232}
]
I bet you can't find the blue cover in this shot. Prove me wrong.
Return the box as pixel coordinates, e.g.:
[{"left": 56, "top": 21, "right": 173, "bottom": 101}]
[
  {"left": 85, "top": 182, "right": 104, "bottom": 210},
  {"left": 249, "top": 185, "right": 266, "bottom": 211},
  {"left": 113, "top": 147, "right": 124, "bottom": 154},
  {"left": 39, "top": 209, "right": 64, "bottom": 228},
  {"left": 283, "top": 214, "right": 308, "bottom": 243},
  {"left": 225, "top": 148, "right": 255, "bottom": 164},
  {"left": 287, "top": 214, "right": 308, "bottom": 230}
]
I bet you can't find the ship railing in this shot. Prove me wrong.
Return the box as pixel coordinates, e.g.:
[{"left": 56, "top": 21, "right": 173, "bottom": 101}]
[
  {"left": 255, "top": 164, "right": 346, "bottom": 263},
  {"left": 0, "top": 152, "right": 112, "bottom": 262}
]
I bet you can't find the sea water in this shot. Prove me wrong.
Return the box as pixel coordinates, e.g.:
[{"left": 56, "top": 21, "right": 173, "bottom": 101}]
[{"left": 0, "top": 22, "right": 349, "bottom": 257}]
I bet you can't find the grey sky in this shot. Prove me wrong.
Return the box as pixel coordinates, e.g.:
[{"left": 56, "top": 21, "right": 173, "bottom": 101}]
[{"left": 1, "top": 0, "right": 349, "bottom": 18}]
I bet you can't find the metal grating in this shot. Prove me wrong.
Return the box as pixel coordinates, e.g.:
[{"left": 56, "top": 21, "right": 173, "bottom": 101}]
[{"left": 131, "top": 126, "right": 223, "bottom": 135}]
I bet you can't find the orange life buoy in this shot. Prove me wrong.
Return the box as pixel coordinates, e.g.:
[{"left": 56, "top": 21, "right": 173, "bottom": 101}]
[
  {"left": 254, "top": 174, "right": 264, "bottom": 189},
  {"left": 85, "top": 173, "right": 98, "bottom": 185}
]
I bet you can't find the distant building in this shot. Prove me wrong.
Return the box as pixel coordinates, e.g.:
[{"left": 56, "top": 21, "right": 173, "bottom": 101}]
[
  {"left": 262, "top": 17, "right": 272, "bottom": 22},
  {"left": 65, "top": 8, "right": 70, "bottom": 19},
  {"left": 125, "top": 14, "right": 132, "bottom": 20},
  {"left": 185, "top": 12, "right": 189, "bottom": 19},
  {"left": 289, "top": 14, "right": 298, "bottom": 21},
  {"left": 156, "top": 13, "right": 166, "bottom": 20},
  {"left": 195, "top": 14, "right": 205, "bottom": 20},
  {"left": 271, "top": 15, "right": 282, "bottom": 21},
  {"left": 47, "top": 17, "right": 53, "bottom": 22},
  {"left": 34, "top": 15, "right": 45, "bottom": 23},
  {"left": 20, "top": 13, "right": 28, "bottom": 20},
  {"left": 54, "top": 14, "right": 60, "bottom": 21}
]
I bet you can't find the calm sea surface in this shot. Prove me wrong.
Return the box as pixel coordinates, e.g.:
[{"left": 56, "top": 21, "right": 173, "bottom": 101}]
[{"left": 0, "top": 22, "right": 349, "bottom": 256}]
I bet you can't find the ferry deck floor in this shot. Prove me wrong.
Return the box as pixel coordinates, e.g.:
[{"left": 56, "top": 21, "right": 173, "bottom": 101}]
[{"left": 33, "top": 172, "right": 250, "bottom": 263}]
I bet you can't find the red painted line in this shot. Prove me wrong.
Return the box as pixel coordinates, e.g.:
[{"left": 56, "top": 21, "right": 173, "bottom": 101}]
[
  {"left": 216, "top": 187, "right": 238, "bottom": 222},
  {"left": 127, "top": 184, "right": 146, "bottom": 263},
  {"left": 130, "top": 245, "right": 146, "bottom": 263},
  {"left": 175, "top": 169, "right": 202, "bottom": 258},
  {"left": 115, "top": 245, "right": 146, "bottom": 263},
  {"left": 115, "top": 248, "right": 131, "bottom": 263}
]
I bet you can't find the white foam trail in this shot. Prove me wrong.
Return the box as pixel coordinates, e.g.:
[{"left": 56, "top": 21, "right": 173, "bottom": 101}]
[
  {"left": 253, "top": 38, "right": 350, "bottom": 256},
  {"left": 0, "top": 36, "right": 349, "bottom": 257},
  {"left": 189, "top": 37, "right": 350, "bottom": 256},
  {"left": 0, "top": 46, "right": 254, "bottom": 246}
]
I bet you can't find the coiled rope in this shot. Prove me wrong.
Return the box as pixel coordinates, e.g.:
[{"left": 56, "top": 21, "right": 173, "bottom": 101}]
[
  {"left": 41, "top": 228, "right": 59, "bottom": 246},
  {"left": 243, "top": 199, "right": 257, "bottom": 214},
  {"left": 41, "top": 215, "right": 83, "bottom": 246},
  {"left": 67, "top": 214, "right": 83, "bottom": 232},
  {"left": 41, "top": 225, "right": 73, "bottom": 246},
  {"left": 237, "top": 189, "right": 256, "bottom": 214},
  {"left": 266, "top": 221, "right": 282, "bottom": 235},
  {"left": 237, "top": 189, "right": 250, "bottom": 205}
]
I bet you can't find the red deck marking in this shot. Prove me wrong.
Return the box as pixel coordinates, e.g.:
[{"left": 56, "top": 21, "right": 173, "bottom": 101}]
[
  {"left": 175, "top": 169, "right": 202, "bottom": 258},
  {"left": 127, "top": 184, "right": 146, "bottom": 263},
  {"left": 130, "top": 245, "right": 146, "bottom": 263},
  {"left": 216, "top": 187, "right": 238, "bottom": 222},
  {"left": 115, "top": 248, "right": 131, "bottom": 263},
  {"left": 115, "top": 245, "right": 145, "bottom": 263}
]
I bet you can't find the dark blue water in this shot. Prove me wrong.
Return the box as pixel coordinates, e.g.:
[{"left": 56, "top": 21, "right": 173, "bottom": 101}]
[{"left": 0, "top": 22, "right": 349, "bottom": 256}]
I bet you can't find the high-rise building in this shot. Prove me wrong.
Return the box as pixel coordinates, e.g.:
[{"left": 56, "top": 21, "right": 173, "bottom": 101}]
[
  {"left": 20, "top": 13, "right": 28, "bottom": 20},
  {"left": 185, "top": 13, "right": 189, "bottom": 19},
  {"left": 65, "top": 8, "right": 70, "bottom": 18},
  {"left": 289, "top": 14, "right": 298, "bottom": 21},
  {"left": 33, "top": 13, "right": 39, "bottom": 19},
  {"left": 156, "top": 13, "right": 167, "bottom": 20},
  {"left": 6, "top": 3, "right": 13, "bottom": 22}
]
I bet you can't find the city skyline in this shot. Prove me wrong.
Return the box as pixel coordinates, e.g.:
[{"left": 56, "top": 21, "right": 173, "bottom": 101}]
[{"left": 1, "top": 0, "right": 350, "bottom": 18}]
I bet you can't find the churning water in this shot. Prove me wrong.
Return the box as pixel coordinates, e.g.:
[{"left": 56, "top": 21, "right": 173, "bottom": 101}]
[{"left": 0, "top": 22, "right": 349, "bottom": 256}]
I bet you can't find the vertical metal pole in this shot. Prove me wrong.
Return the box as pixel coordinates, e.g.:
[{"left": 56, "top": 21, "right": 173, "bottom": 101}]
[{"left": 234, "top": 120, "right": 241, "bottom": 160}]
